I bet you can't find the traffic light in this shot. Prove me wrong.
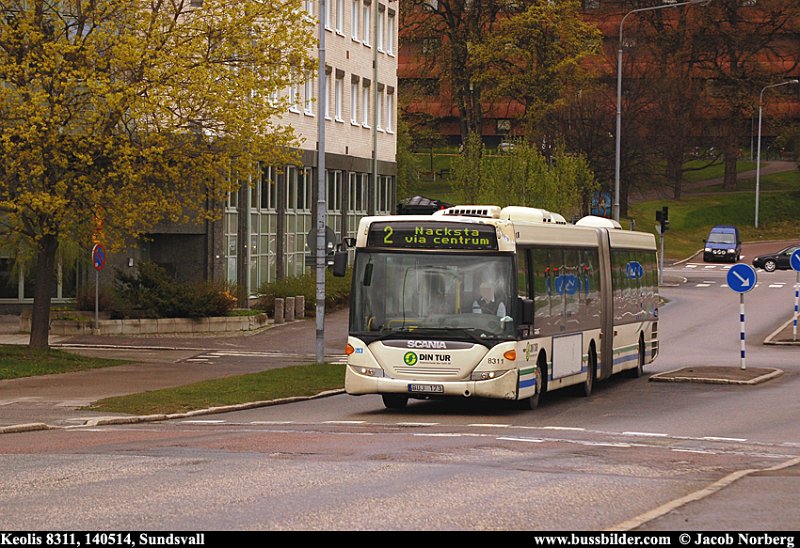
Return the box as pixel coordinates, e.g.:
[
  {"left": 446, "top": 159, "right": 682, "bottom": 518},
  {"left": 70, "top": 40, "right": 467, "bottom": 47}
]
[{"left": 655, "top": 206, "right": 669, "bottom": 233}]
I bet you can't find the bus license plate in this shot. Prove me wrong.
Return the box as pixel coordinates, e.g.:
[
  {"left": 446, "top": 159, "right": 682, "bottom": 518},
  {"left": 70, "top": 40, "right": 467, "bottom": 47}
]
[{"left": 409, "top": 383, "right": 444, "bottom": 394}]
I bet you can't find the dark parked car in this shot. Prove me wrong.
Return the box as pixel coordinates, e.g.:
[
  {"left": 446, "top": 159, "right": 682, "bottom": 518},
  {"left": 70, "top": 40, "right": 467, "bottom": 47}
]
[{"left": 752, "top": 244, "right": 800, "bottom": 272}]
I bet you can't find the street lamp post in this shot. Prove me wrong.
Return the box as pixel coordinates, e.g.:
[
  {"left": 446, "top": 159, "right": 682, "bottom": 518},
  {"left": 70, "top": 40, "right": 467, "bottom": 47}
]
[
  {"left": 614, "top": 0, "right": 709, "bottom": 222},
  {"left": 755, "top": 79, "right": 799, "bottom": 229}
]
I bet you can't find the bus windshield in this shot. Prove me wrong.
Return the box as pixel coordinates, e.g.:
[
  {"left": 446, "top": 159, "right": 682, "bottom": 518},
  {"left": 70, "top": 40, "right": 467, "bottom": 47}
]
[{"left": 350, "top": 251, "right": 515, "bottom": 341}]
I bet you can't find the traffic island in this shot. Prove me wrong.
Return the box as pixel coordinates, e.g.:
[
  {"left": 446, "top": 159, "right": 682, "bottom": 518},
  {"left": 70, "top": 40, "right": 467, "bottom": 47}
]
[{"left": 649, "top": 366, "right": 783, "bottom": 385}]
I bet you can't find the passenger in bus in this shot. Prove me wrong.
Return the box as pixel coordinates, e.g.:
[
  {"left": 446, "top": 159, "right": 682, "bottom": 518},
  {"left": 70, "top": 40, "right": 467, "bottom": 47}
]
[{"left": 472, "top": 281, "right": 507, "bottom": 317}]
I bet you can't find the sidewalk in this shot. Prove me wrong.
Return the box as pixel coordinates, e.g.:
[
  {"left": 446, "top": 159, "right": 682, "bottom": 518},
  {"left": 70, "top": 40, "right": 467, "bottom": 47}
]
[{"left": 0, "top": 307, "right": 350, "bottom": 431}]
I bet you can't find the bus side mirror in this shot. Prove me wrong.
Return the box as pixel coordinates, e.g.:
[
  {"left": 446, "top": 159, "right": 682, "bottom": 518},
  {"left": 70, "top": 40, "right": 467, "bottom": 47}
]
[
  {"left": 332, "top": 251, "right": 348, "bottom": 277},
  {"left": 517, "top": 297, "right": 534, "bottom": 325}
]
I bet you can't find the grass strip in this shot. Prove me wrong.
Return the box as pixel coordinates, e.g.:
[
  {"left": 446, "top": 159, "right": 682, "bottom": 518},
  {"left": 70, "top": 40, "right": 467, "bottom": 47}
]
[
  {"left": 84, "top": 363, "right": 346, "bottom": 415},
  {"left": 0, "top": 345, "right": 125, "bottom": 380}
]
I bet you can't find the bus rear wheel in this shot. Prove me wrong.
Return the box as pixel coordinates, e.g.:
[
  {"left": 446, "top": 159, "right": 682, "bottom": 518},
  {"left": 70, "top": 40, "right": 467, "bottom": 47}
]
[{"left": 382, "top": 394, "right": 409, "bottom": 409}]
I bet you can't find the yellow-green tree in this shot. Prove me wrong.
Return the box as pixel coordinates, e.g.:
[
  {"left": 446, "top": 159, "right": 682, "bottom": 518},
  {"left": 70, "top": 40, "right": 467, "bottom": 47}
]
[{"left": 0, "top": 0, "right": 316, "bottom": 348}]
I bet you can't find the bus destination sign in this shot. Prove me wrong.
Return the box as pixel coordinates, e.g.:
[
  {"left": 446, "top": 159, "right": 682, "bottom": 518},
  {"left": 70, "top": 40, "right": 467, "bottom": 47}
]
[{"left": 367, "top": 221, "right": 498, "bottom": 250}]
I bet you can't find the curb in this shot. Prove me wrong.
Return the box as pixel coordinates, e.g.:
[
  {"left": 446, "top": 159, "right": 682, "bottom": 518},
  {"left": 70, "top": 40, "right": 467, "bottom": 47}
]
[
  {"left": 649, "top": 367, "right": 783, "bottom": 385},
  {"left": 763, "top": 316, "right": 800, "bottom": 346},
  {"left": 0, "top": 389, "right": 346, "bottom": 435},
  {"left": 608, "top": 455, "right": 800, "bottom": 531}
]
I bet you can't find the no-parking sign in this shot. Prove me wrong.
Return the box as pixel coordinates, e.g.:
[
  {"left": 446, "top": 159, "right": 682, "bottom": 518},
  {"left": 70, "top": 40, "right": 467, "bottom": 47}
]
[{"left": 92, "top": 243, "right": 106, "bottom": 271}]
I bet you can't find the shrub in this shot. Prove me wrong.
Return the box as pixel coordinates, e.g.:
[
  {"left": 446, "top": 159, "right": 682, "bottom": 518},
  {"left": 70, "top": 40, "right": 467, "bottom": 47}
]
[
  {"left": 107, "top": 261, "right": 238, "bottom": 319},
  {"left": 255, "top": 268, "right": 352, "bottom": 313}
]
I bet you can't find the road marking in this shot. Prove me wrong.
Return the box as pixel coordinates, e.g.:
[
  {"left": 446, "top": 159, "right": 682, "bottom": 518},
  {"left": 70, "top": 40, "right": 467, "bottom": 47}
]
[
  {"left": 414, "top": 432, "right": 485, "bottom": 437},
  {"left": 497, "top": 436, "right": 545, "bottom": 443},
  {"left": 468, "top": 423, "right": 511, "bottom": 428},
  {"left": 181, "top": 420, "right": 225, "bottom": 424},
  {"left": 702, "top": 436, "right": 747, "bottom": 442},
  {"left": 622, "top": 431, "right": 669, "bottom": 437},
  {"left": 397, "top": 422, "right": 439, "bottom": 427},
  {"left": 696, "top": 283, "right": 712, "bottom": 287},
  {"left": 324, "top": 420, "right": 366, "bottom": 424}
]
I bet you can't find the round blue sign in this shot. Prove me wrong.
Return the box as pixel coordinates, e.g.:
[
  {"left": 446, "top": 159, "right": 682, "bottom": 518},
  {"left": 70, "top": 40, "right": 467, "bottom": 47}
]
[
  {"left": 726, "top": 263, "right": 757, "bottom": 293},
  {"left": 790, "top": 249, "right": 800, "bottom": 273}
]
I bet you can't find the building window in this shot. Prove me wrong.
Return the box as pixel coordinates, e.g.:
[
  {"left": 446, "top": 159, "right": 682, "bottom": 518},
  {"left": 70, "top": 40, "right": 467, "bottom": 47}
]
[
  {"left": 377, "top": 4, "right": 385, "bottom": 52},
  {"left": 362, "top": 1, "right": 371, "bottom": 45},
  {"left": 303, "top": 0, "right": 314, "bottom": 16},
  {"left": 261, "top": 165, "right": 277, "bottom": 210},
  {"left": 350, "top": 77, "right": 359, "bottom": 124},
  {"left": 298, "top": 168, "right": 312, "bottom": 211},
  {"left": 361, "top": 81, "right": 370, "bottom": 127},
  {"left": 286, "top": 166, "right": 298, "bottom": 211},
  {"left": 351, "top": 0, "right": 360, "bottom": 41},
  {"left": 336, "top": 0, "right": 344, "bottom": 33},
  {"left": 304, "top": 73, "right": 314, "bottom": 115},
  {"left": 376, "top": 85, "right": 384, "bottom": 130},
  {"left": 327, "top": 170, "right": 342, "bottom": 212},
  {"left": 385, "top": 88, "right": 394, "bottom": 133},
  {"left": 335, "top": 72, "right": 344, "bottom": 121},
  {"left": 386, "top": 9, "right": 395, "bottom": 55},
  {"left": 325, "top": 0, "right": 334, "bottom": 29},
  {"left": 289, "top": 73, "right": 300, "bottom": 113},
  {"left": 325, "top": 68, "right": 332, "bottom": 119}
]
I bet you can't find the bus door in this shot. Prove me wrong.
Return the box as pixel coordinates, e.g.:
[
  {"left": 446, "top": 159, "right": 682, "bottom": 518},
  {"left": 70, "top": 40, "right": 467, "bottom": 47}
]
[{"left": 597, "top": 228, "right": 614, "bottom": 380}]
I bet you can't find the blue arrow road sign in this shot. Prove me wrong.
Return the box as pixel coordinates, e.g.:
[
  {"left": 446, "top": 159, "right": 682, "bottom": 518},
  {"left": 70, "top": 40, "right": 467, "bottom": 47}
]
[
  {"left": 626, "top": 261, "right": 644, "bottom": 279},
  {"left": 727, "top": 263, "right": 757, "bottom": 293},
  {"left": 554, "top": 274, "right": 579, "bottom": 295},
  {"left": 791, "top": 249, "right": 800, "bottom": 272}
]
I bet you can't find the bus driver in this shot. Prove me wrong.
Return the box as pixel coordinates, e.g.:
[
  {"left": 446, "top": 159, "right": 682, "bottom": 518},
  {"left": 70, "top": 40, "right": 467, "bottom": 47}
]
[{"left": 472, "top": 281, "right": 506, "bottom": 317}]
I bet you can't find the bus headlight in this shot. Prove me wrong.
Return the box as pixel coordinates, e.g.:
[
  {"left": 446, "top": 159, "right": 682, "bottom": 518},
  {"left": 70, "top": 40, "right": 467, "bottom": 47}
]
[
  {"left": 470, "top": 370, "right": 508, "bottom": 381},
  {"left": 352, "top": 366, "right": 384, "bottom": 378}
]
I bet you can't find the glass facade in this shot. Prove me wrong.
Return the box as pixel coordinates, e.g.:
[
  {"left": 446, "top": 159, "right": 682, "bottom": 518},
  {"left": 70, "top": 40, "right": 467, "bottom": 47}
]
[{"left": 225, "top": 164, "right": 395, "bottom": 297}]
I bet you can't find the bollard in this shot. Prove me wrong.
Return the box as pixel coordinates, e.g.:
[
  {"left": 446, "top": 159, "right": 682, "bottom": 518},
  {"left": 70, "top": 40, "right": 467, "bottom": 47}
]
[
  {"left": 285, "top": 296, "right": 295, "bottom": 322},
  {"left": 295, "top": 295, "right": 305, "bottom": 319},
  {"left": 274, "top": 298, "right": 284, "bottom": 324}
]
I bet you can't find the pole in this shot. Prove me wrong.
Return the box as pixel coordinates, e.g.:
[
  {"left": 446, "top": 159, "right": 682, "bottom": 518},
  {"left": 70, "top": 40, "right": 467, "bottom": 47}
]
[
  {"left": 614, "top": 0, "right": 708, "bottom": 223},
  {"left": 793, "top": 272, "right": 798, "bottom": 342},
  {"left": 659, "top": 232, "right": 664, "bottom": 286},
  {"left": 95, "top": 269, "right": 99, "bottom": 332},
  {"left": 755, "top": 80, "right": 799, "bottom": 229},
  {"left": 755, "top": 101, "right": 763, "bottom": 228},
  {"left": 614, "top": 45, "right": 622, "bottom": 223},
  {"left": 316, "top": 1, "right": 327, "bottom": 364},
  {"left": 739, "top": 293, "right": 746, "bottom": 370}
]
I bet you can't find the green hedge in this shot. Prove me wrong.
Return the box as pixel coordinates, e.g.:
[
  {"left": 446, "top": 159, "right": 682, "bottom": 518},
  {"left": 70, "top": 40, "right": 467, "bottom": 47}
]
[
  {"left": 255, "top": 268, "right": 352, "bottom": 313},
  {"left": 105, "top": 261, "right": 238, "bottom": 319}
]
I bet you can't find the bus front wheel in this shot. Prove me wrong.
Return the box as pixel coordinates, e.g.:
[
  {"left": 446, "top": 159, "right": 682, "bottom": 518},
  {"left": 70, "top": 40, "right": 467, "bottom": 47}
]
[
  {"left": 382, "top": 394, "right": 409, "bottom": 409},
  {"left": 628, "top": 337, "right": 645, "bottom": 378},
  {"left": 580, "top": 347, "right": 596, "bottom": 397}
]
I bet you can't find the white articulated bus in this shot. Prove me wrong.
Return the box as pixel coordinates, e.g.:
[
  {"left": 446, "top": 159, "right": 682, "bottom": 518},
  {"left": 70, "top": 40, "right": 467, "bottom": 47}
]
[{"left": 332, "top": 205, "right": 659, "bottom": 410}]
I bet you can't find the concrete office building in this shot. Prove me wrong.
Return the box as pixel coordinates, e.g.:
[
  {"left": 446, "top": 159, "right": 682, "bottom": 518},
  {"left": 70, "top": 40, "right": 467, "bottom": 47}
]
[{"left": 0, "top": 0, "right": 397, "bottom": 311}]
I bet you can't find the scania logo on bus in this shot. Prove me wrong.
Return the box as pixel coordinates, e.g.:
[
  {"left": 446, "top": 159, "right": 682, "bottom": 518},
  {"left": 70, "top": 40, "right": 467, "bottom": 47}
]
[{"left": 407, "top": 340, "right": 447, "bottom": 349}]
